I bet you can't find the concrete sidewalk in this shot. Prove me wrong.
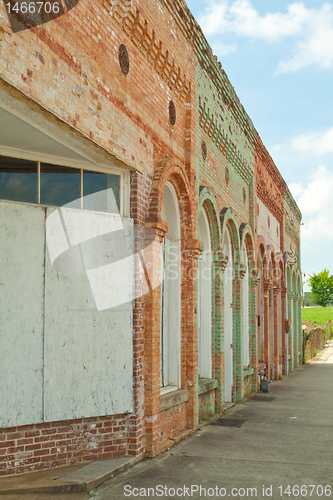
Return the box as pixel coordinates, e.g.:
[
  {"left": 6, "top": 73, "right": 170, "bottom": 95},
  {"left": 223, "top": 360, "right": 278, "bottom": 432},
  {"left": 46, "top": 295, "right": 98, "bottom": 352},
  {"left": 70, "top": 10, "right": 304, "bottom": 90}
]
[
  {"left": 0, "top": 456, "right": 141, "bottom": 498},
  {"left": 91, "top": 340, "right": 333, "bottom": 499},
  {"left": 2, "top": 341, "right": 333, "bottom": 500}
]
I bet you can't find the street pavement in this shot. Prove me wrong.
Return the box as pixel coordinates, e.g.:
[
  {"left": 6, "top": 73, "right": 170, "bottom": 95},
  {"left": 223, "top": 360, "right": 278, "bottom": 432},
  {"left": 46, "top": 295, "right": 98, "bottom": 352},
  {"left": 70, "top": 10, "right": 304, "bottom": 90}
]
[{"left": 91, "top": 340, "right": 333, "bottom": 500}]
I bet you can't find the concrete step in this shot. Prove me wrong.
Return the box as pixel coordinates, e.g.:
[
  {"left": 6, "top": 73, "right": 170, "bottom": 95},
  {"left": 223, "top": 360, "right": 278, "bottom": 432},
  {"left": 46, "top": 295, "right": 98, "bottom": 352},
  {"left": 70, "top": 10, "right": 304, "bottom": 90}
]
[{"left": 0, "top": 455, "right": 142, "bottom": 495}]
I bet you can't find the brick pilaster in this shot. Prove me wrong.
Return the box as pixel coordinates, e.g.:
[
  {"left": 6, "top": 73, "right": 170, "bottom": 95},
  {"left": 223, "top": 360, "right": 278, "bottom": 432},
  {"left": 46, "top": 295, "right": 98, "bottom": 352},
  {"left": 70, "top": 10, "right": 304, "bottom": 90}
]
[
  {"left": 280, "top": 285, "right": 287, "bottom": 375},
  {"left": 234, "top": 262, "right": 246, "bottom": 402},
  {"left": 263, "top": 279, "right": 272, "bottom": 378},
  {"left": 212, "top": 253, "right": 228, "bottom": 413},
  {"left": 143, "top": 220, "right": 168, "bottom": 457},
  {"left": 250, "top": 270, "right": 260, "bottom": 392},
  {"left": 272, "top": 283, "right": 280, "bottom": 380}
]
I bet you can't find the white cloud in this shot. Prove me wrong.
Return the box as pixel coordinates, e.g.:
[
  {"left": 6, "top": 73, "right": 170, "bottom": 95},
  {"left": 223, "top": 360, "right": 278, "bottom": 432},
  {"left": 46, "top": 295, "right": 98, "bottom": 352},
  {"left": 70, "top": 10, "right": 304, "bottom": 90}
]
[
  {"left": 212, "top": 42, "right": 237, "bottom": 56},
  {"left": 292, "top": 127, "right": 333, "bottom": 155},
  {"left": 200, "top": 0, "right": 308, "bottom": 40},
  {"left": 289, "top": 182, "right": 304, "bottom": 198},
  {"left": 277, "top": 4, "right": 333, "bottom": 72},
  {"left": 291, "top": 165, "right": 333, "bottom": 243},
  {"left": 199, "top": 1, "right": 333, "bottom": 72},
  {"left": 229, "top": 1, "right": 309, "bottom": 42},
  {"left": 270, "top": 143, "right": 284, "bottom": 152}
]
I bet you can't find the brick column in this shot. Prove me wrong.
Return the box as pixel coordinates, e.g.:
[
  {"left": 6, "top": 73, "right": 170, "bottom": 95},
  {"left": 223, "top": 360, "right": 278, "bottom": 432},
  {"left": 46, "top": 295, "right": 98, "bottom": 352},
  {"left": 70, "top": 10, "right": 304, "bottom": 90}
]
[
  {"left": 128, "top": 172, "right": 152, "bottom": 458},
  {"left": 143, "top": 219, "right": 168, "bottom": 457},
  {"left": 263, "top": 279, "right": 272, "bottom": 378},
  {"left": 234, "top": 262, "right": 246, "bottom": 402},
  {"left": 250, "top": 270, "right": 260, "bottom": 392},
  {"left": 212, "top": 253, "right": 228, "bottom": 413},
  {"left": 195, "top": 240, "right": 204, "bottom": 425},
  {"left": 293, "top": 293, "right": 299, "bottom": 367},
  {"left": 287, "top": 289, "right": 293, "bottom": 373},
  {"left": 280, "top": 285, "right": 287, "bottom": 375},
  {"left": 272, "top": 283, "right": 280, "bottom": 380},
  {"left": 298, "top": 293, "right": 303, "bottom": 363},
  {"left": 183, "top": 238, "right": 202, "bottom": 431}
]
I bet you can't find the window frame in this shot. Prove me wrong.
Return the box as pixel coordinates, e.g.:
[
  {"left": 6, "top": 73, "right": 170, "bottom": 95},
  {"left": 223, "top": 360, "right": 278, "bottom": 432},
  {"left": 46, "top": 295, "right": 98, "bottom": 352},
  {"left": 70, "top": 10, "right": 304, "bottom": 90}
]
[{"left": 0, "top": 150, "right": 130, "bottom": 216}]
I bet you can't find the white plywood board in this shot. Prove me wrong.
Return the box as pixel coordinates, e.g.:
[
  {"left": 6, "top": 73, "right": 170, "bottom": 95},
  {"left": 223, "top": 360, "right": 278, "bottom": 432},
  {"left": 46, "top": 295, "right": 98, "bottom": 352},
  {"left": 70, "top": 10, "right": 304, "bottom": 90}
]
[
  {"left": 43, "top": 208, "right": 134, "bottom": 422},
  {"left": 0, "top": 201, "right": 45, "bottom": 427}
]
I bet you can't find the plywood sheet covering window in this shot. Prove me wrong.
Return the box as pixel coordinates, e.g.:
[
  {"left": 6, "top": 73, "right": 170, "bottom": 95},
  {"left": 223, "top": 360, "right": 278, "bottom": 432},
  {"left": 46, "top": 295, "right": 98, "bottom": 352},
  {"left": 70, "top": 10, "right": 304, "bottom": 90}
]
[{"left": 0, "top": 201, "right": 134, "bottom": 427}]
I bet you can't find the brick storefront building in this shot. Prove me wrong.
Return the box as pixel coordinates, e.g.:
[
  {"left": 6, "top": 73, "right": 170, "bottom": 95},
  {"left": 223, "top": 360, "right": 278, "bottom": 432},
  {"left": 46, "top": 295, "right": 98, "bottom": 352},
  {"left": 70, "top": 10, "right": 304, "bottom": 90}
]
[{"left": 0, "top": 0, "right": 302, "bottom": 476}]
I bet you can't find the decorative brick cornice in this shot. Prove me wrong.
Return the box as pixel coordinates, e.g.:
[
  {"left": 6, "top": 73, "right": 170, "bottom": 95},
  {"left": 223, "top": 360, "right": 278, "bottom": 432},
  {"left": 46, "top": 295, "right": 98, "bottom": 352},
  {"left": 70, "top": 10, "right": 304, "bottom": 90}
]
[
  {"left": 284, "top": 186, "right": 302, "bottom": 223},
  {"left": 195, "top": 39, "right": 256, "bottom": 148},
  {"left": 103, "top": 0, "right": 190, "bottom": 102},
  {"left": 198, "top": 97, "right": 253, "bottom": 183}
]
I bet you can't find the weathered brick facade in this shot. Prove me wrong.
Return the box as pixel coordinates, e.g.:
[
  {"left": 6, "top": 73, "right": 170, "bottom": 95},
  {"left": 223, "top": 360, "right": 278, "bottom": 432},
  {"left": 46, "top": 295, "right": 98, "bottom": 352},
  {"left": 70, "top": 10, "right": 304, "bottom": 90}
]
[{"left": 0, "top": 0, "right": 302, "bottom": 477}]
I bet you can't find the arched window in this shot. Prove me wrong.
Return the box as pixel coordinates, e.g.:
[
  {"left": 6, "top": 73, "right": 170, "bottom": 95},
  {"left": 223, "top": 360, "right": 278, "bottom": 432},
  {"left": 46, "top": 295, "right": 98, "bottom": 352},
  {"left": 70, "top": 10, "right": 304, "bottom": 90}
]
[
  {"left": 160, "top": 182, "right": 181, "bottom": 390},
  {"left": 198, "top": 209, "right": 212, "bottom": 379},
  {"left": 223, "top": 228, "right": 233, "bottom": 402},
  {"left": 242, "top": 243, "right": 250, "bottom": 366}
]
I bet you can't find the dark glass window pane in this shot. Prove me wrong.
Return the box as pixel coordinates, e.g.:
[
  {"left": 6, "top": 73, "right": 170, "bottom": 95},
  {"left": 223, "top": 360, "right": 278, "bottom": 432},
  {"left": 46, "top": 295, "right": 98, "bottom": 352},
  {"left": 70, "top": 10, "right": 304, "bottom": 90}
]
[
  {"left": 83, "top": 171, "right": 120, "bottom": 213},
  {"left": 40, "top": 163, "right": 80, "bottom": 208},
  {"left": 0, "top": 155, "right": 37, "bottom": 204}
]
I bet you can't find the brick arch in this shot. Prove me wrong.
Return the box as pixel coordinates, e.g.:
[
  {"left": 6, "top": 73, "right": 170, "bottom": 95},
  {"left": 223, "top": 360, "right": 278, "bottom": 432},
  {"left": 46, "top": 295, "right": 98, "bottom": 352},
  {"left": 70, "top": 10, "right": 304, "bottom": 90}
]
[
  {"left": 220, "top": 207, "right": 240, "bottom": 258},
  {"left": 239, "top": 223, "right": 255, "bottom": 255},
  {"left": 147, "top": 156, "right": 193, "bottom": 226},
  {"left": 256, "top": 235, "right": 266, "bottom": 260},
  {"left": 267, "top": 244, "right": 277, "bottom": 281},
  {"left": 257, "top": 235, "right": 267, "bottom": 275},
  {"left": 198, "top": 185, "right": 222, "bottom": 253}
]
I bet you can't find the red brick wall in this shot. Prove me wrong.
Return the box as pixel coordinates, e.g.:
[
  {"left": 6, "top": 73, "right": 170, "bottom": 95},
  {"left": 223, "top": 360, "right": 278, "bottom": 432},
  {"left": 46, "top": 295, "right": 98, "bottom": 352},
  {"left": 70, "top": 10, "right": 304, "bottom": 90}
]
[
  {"left": 160, "top": 405, "right": 187, "bottom": 450},
  {"left": 0, "top": 0, "right": 197, "bottom": 473},
  {"left": 0, "top": 415, "right": 128, "bottom": 477}
]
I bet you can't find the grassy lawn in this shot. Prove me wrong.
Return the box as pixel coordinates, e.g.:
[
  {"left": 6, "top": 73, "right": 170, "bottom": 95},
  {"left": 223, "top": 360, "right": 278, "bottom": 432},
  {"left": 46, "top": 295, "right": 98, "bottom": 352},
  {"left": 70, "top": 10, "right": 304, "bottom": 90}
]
[{"left": 302, "top": 306, "right": 333, "bottom": 334}]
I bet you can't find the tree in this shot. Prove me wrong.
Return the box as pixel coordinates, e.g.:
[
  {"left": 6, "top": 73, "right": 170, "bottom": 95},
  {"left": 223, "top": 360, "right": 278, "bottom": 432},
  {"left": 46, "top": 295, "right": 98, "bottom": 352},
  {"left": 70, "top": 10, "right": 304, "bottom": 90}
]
[{"left": 308, "top": 269, "right": 333, "bottom": 307}]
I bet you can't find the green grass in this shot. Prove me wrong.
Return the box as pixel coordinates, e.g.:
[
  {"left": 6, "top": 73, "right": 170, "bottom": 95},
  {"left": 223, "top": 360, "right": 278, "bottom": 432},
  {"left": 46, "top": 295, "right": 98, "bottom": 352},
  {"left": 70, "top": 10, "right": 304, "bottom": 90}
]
[{"left": 302, "top": 306, "right": 333, "bottom": 334}]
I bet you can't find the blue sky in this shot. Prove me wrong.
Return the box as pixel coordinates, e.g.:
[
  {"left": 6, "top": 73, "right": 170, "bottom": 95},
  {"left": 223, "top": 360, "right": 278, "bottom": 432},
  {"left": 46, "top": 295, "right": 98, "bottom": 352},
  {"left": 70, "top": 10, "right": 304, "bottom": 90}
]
[{"left": 186, "top": 0, "right": 333, "bottom": 291}]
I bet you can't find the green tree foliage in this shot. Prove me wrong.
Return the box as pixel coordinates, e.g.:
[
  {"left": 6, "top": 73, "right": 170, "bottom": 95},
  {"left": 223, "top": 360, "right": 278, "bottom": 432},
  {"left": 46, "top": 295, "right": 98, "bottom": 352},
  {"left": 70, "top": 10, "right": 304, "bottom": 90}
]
[{"left": 308, "top": 269, "right": 333, "bottom": 307}]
